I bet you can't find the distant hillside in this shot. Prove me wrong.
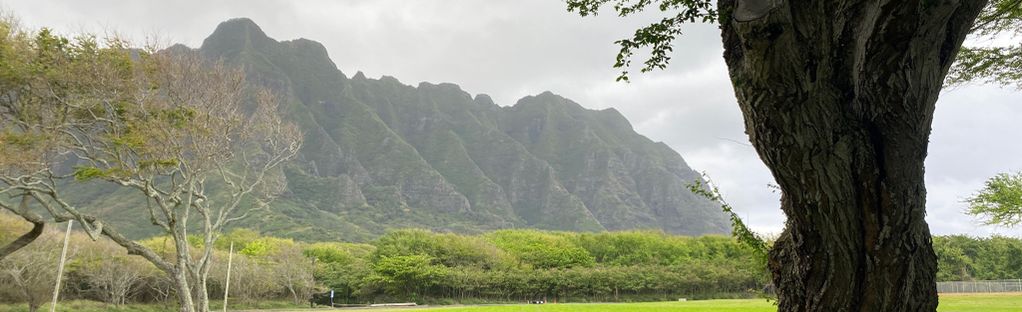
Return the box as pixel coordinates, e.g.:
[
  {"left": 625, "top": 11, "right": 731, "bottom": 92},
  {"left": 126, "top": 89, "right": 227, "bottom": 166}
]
[{"left": 76, "top": 18, "right": 730, "bottom": 241}]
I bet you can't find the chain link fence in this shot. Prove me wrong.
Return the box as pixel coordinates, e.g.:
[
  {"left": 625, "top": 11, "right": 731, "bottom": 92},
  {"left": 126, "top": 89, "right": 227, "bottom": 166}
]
[{"left": 937, "top": 279, "right": 1022, "bottom": 293}]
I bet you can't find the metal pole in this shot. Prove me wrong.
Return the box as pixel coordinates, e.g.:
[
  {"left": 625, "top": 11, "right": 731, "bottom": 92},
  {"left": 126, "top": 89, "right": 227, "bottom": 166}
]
[
  {"left": 222, "top": 242, "right": 234, "bottom": 312},
  {"left": 50, "top": 221, "right": 73, "bottom": 312}
]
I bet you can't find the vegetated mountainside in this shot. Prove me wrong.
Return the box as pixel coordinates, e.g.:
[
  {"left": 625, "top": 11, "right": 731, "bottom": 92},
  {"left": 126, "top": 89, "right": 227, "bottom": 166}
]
[{"left": 80, "top": 18, "right": 729, "bottom": 241}]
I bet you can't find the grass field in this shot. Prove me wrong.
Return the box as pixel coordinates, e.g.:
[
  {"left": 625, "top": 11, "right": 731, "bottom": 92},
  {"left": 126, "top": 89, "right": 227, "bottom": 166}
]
[
  {"left": 357, "top": 293, "right": 1021, "bottom": 312},
  {"left": 3, "top": 294, "right": 1019, "bottom": 312}
]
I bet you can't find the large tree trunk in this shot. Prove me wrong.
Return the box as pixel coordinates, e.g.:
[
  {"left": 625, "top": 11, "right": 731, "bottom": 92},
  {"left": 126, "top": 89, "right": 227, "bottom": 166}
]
[{"left": 718, "top": 0, "right": 986, "bottom": 311}]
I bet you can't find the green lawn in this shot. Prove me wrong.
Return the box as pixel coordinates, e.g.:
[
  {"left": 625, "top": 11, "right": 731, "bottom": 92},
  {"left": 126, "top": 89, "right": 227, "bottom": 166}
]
[
  {"left": 367, "top": 300, "right": 773, "bottom": 312},
  {"left": 937, "top": 293, "right": 1022, "bottom": 312},
  {"left": 3, "top": 294, "right": 1019, "bottom": 312},
  {"left": 362, "top": 294, "right": 1021, "bottom": 312}
]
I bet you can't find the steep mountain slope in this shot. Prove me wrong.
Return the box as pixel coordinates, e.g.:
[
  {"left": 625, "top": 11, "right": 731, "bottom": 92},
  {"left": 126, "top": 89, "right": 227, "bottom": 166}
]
[{"left": 81, "top": 18, "right": 729, "bottom": 241}]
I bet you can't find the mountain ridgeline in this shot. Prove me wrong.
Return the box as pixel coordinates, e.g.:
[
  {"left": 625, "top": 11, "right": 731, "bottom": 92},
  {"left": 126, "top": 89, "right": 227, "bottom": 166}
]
[{"left": 167, "top": 18, "right": 729, "bottom": 240}]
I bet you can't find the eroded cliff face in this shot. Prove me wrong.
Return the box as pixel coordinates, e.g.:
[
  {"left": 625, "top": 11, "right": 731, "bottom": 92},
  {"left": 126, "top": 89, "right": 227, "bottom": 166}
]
[{"left": 88, "top": 18, "right": 729, "bottom": 241}]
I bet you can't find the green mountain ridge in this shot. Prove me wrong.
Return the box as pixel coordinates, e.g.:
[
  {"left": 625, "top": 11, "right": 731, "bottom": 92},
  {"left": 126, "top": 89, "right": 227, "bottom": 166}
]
[{"left": 78, "top": 18, "right": 730, "bottom": 241}]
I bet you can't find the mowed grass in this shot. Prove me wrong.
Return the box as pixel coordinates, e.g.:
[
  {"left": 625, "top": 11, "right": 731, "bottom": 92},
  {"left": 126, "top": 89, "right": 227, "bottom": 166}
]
[
  {"left": 368, "top": 300, "right": 774, "bottom": 312},
  {"left": 360, "top": 293, "right": 1021, "bottom": 312},
  {"left": 4, "top": 294, "right": 1018, "bottom": 312},
  {"left": 937, "top": 293, "right": 1022, "bottom": 312}
]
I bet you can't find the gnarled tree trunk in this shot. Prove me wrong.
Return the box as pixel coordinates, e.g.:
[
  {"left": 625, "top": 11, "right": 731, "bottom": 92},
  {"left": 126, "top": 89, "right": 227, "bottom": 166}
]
[{"left": 718, "top": 0, "right": 987, "bottom": 311}]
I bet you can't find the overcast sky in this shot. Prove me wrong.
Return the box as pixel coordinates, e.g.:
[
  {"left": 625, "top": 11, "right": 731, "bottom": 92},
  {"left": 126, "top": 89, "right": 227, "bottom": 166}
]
[{"left": 5, "top": 0, "right": 1020, "bottom": 237}]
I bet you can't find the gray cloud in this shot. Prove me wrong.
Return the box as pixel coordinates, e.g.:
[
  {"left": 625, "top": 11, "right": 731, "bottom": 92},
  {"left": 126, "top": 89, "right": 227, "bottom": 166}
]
[{"left": 4, "top": 0, "right": 1019, "bottom": 236}]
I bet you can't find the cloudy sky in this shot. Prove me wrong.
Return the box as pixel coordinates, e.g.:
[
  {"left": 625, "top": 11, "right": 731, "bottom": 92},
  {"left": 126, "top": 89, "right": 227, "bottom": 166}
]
[{"left": 5, "top": 0, "right": 1020, "bottom": 236}]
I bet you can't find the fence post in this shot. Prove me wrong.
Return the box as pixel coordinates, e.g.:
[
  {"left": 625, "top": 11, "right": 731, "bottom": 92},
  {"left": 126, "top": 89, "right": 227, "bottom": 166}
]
[
  {"left": 222, "top": 241, "right": 234, "bottom": 312},
  {"left": 50, "top": 221, "right": 73, "bottom": 312}
]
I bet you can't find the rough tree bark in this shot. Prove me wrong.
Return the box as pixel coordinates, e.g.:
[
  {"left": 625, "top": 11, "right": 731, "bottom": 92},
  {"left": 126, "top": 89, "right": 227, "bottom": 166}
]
[{"left": 718, "top": 0, "right": 987, "bottom": 311}]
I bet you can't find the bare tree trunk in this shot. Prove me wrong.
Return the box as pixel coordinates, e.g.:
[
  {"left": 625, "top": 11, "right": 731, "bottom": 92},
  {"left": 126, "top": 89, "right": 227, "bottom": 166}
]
[
  {"left": 170, "top": 227, "right": 197, "bottom": 312},
  {"left": 287, "top": 284, "right": 298, "bottom": 305},
  {"left": 173, "top": 267, "right": 196, "bottom": 312},
  {"left": 193, "top": 272, "right": 210, "bottom": 312},
  {"left": 718, "top": 0, "right": 986, "bottom": 311}
]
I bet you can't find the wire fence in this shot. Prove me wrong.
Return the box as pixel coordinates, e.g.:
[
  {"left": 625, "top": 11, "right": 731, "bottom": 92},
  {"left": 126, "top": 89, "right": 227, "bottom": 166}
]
[{"left": 937, "top": 279, "right": 1022, "bottom": 293}]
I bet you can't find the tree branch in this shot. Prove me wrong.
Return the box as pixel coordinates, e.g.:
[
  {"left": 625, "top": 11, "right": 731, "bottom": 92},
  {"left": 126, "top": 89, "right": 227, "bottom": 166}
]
[{"left": 0, "top": 196, "right": 46, "bottom": 260}]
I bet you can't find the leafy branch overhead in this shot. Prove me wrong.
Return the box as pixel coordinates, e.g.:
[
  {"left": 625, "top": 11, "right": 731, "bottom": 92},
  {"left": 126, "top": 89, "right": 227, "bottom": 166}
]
[
  {"left": 567, "top": 0, "right": 717, "bottom": 82},
  {"left": 570, "top": 0, "right": 1021, "bottom": 87},
  {"left": 948, "top": 0, "right": 1022, "bottom": 88}
]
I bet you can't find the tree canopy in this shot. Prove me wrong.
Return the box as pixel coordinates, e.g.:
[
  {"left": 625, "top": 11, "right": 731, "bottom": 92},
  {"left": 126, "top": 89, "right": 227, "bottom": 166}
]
[
  {"left": 0, "top": 14, "right": 302, "bottom": 312},
  {"left": 948, "top": 0, "right": 1022, "bottom": 88},
  {"left": 967, "top": 171, "right": 1022, "bottom": 227},
  {"left": 567, "top": 0, "right": 1021, "bottom": 87}
]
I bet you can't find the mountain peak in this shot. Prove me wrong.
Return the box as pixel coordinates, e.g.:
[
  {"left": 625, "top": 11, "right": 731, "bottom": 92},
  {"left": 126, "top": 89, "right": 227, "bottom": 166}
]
[
  {"left": 216, "top": 17, "right": 266, "bottom": 37},
  {"left": 163, "top": 43, "right": 194, "bottom": 55},
  {"left": 474, "top": 94, "right": 495, "bottom": 106},
  {"left": 200, "top": 18, "right": 273, "bottom": 53},
  {"left": 513, "top": 91, "right": 585, "bottom": 112}
]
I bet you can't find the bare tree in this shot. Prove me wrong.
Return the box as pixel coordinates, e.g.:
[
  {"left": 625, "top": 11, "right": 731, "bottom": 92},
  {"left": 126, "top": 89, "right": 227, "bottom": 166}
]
[
  {"left": 144, "top": 272, "right": 177, "bottom": 308},
  {"left": 271, "top": 243, "right": 316, "bottom": 305},
  {"left": 77, "top": 241, "right": 150, "bottom": 305},
  {"left": 0, "top": 20, "right": 301, "bottom": 312},
  {"left": 211, "top": 253, "right": 276, "bottom": 302}
]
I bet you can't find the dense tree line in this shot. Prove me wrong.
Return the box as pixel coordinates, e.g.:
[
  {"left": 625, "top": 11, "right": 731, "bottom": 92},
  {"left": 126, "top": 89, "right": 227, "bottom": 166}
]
[
  {"left": 3, "top": 211, "right": 1022, "bottom": 310},
  {"left": 933, "top": 235, "right": 1022, "bottom": 282},
  {"left": 319, "top": 229, "right": 768, "bottom": 304}
]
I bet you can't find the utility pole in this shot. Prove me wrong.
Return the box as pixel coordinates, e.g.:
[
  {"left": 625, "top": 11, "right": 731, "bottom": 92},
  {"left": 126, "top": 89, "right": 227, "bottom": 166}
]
[
  {"left": 223, "top": 242, "right": 234, "bottom": 312},
  {"left": 50, "top": 221, "right": 73, "bottom": 312}
]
